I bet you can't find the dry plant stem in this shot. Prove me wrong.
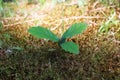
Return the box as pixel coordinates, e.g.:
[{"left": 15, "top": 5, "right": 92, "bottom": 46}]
[
  {"left": 113, "top": 40, "right": 120, "bottom": 44},
  {"left": 3, "top": 15, "right": 46, "bottom": 27},
  {"left": 61, "top": 2, "right": 65, "bottom": 35},
  {"left": 3, "top": 16, "right": 105, "bottom": 27}
]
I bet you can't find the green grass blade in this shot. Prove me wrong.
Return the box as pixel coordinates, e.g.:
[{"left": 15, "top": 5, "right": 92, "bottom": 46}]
[
  {"left": 62, "top": 22, "right": 87, "bottom": 39},
  {"left": 60, "top": 42, "right": 79, "bottom": 54},
  {"left": 28, "top": 26, "right": 59, "bottom": 42}
]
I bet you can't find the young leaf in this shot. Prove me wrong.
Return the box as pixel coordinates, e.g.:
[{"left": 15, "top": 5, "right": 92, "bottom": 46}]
[
  {"left": 0, "top": 22, "right": 3, "bottom": 30},
  {"left": 11, "top": 46, "right": 23, "bottom": 51},
  {"left": 0, "top": 40, "right": 2, "bottom": 48},
  {"left": 62, "top": 22, "right": 87, "bottom": 39},
  {"left": 28, "top": 26, "right": 59, "bottom": 42},
  {"left": 60, "top": 42, "right": 79, "bottom": 54}
]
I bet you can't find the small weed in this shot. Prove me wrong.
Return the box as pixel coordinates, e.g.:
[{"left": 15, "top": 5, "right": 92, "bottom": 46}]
[{"left": 98, "top": 10, "right": 119, "bottom": 34}]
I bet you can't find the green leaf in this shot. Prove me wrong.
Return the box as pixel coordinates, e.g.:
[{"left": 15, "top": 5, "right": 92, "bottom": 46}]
[
  {"left": 0, "top": 0, "right": 3, "bottom": 12},
  {"left": 98, "top": 11, "right": 117, "bottom": 33},
  {"left": 48, "top": 48, "right": 56, "bottom": 52},
  {"left": 0, "top": 40, "right": 2, "bottom": 48},
  {"left": 28, "top": 26, "right": 59, "bottom": 42},
  {"left": 60, "top": 42, "right": 79, "bottom": 54},
  {"left": 11, "top": 46, "right": 23, "bottom": 51},
  {"left": 39, "top": 0, "right": 46, "bottom": 4},
  {"left": 62, "top": 22, "right": 87, "bottom": 39},
  {"left": 3, "top": 33, "right": 11, "bottom": 39},
  {"left": 0, "top": 22, "right": 3, "bottom": 30}
]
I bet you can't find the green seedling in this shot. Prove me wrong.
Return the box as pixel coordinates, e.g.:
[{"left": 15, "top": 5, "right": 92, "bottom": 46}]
[{"left": 28, "top": 22, "right": 87, "bottom": 54}]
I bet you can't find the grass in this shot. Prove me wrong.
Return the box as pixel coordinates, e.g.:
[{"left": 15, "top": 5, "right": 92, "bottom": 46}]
[{"left": 0, "top": 0, "right": 120, "bottom": 80}]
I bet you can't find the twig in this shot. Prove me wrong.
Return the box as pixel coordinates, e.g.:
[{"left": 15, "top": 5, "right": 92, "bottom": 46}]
[
  {"left": 3, "top": 15, "right": 46, "bottom": 27},
  {"left": 62, "top": 16, "right": 105, "bottom": 20},
  {"left": 3, "top": 15, "right": 105, "bottom": 27}
]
